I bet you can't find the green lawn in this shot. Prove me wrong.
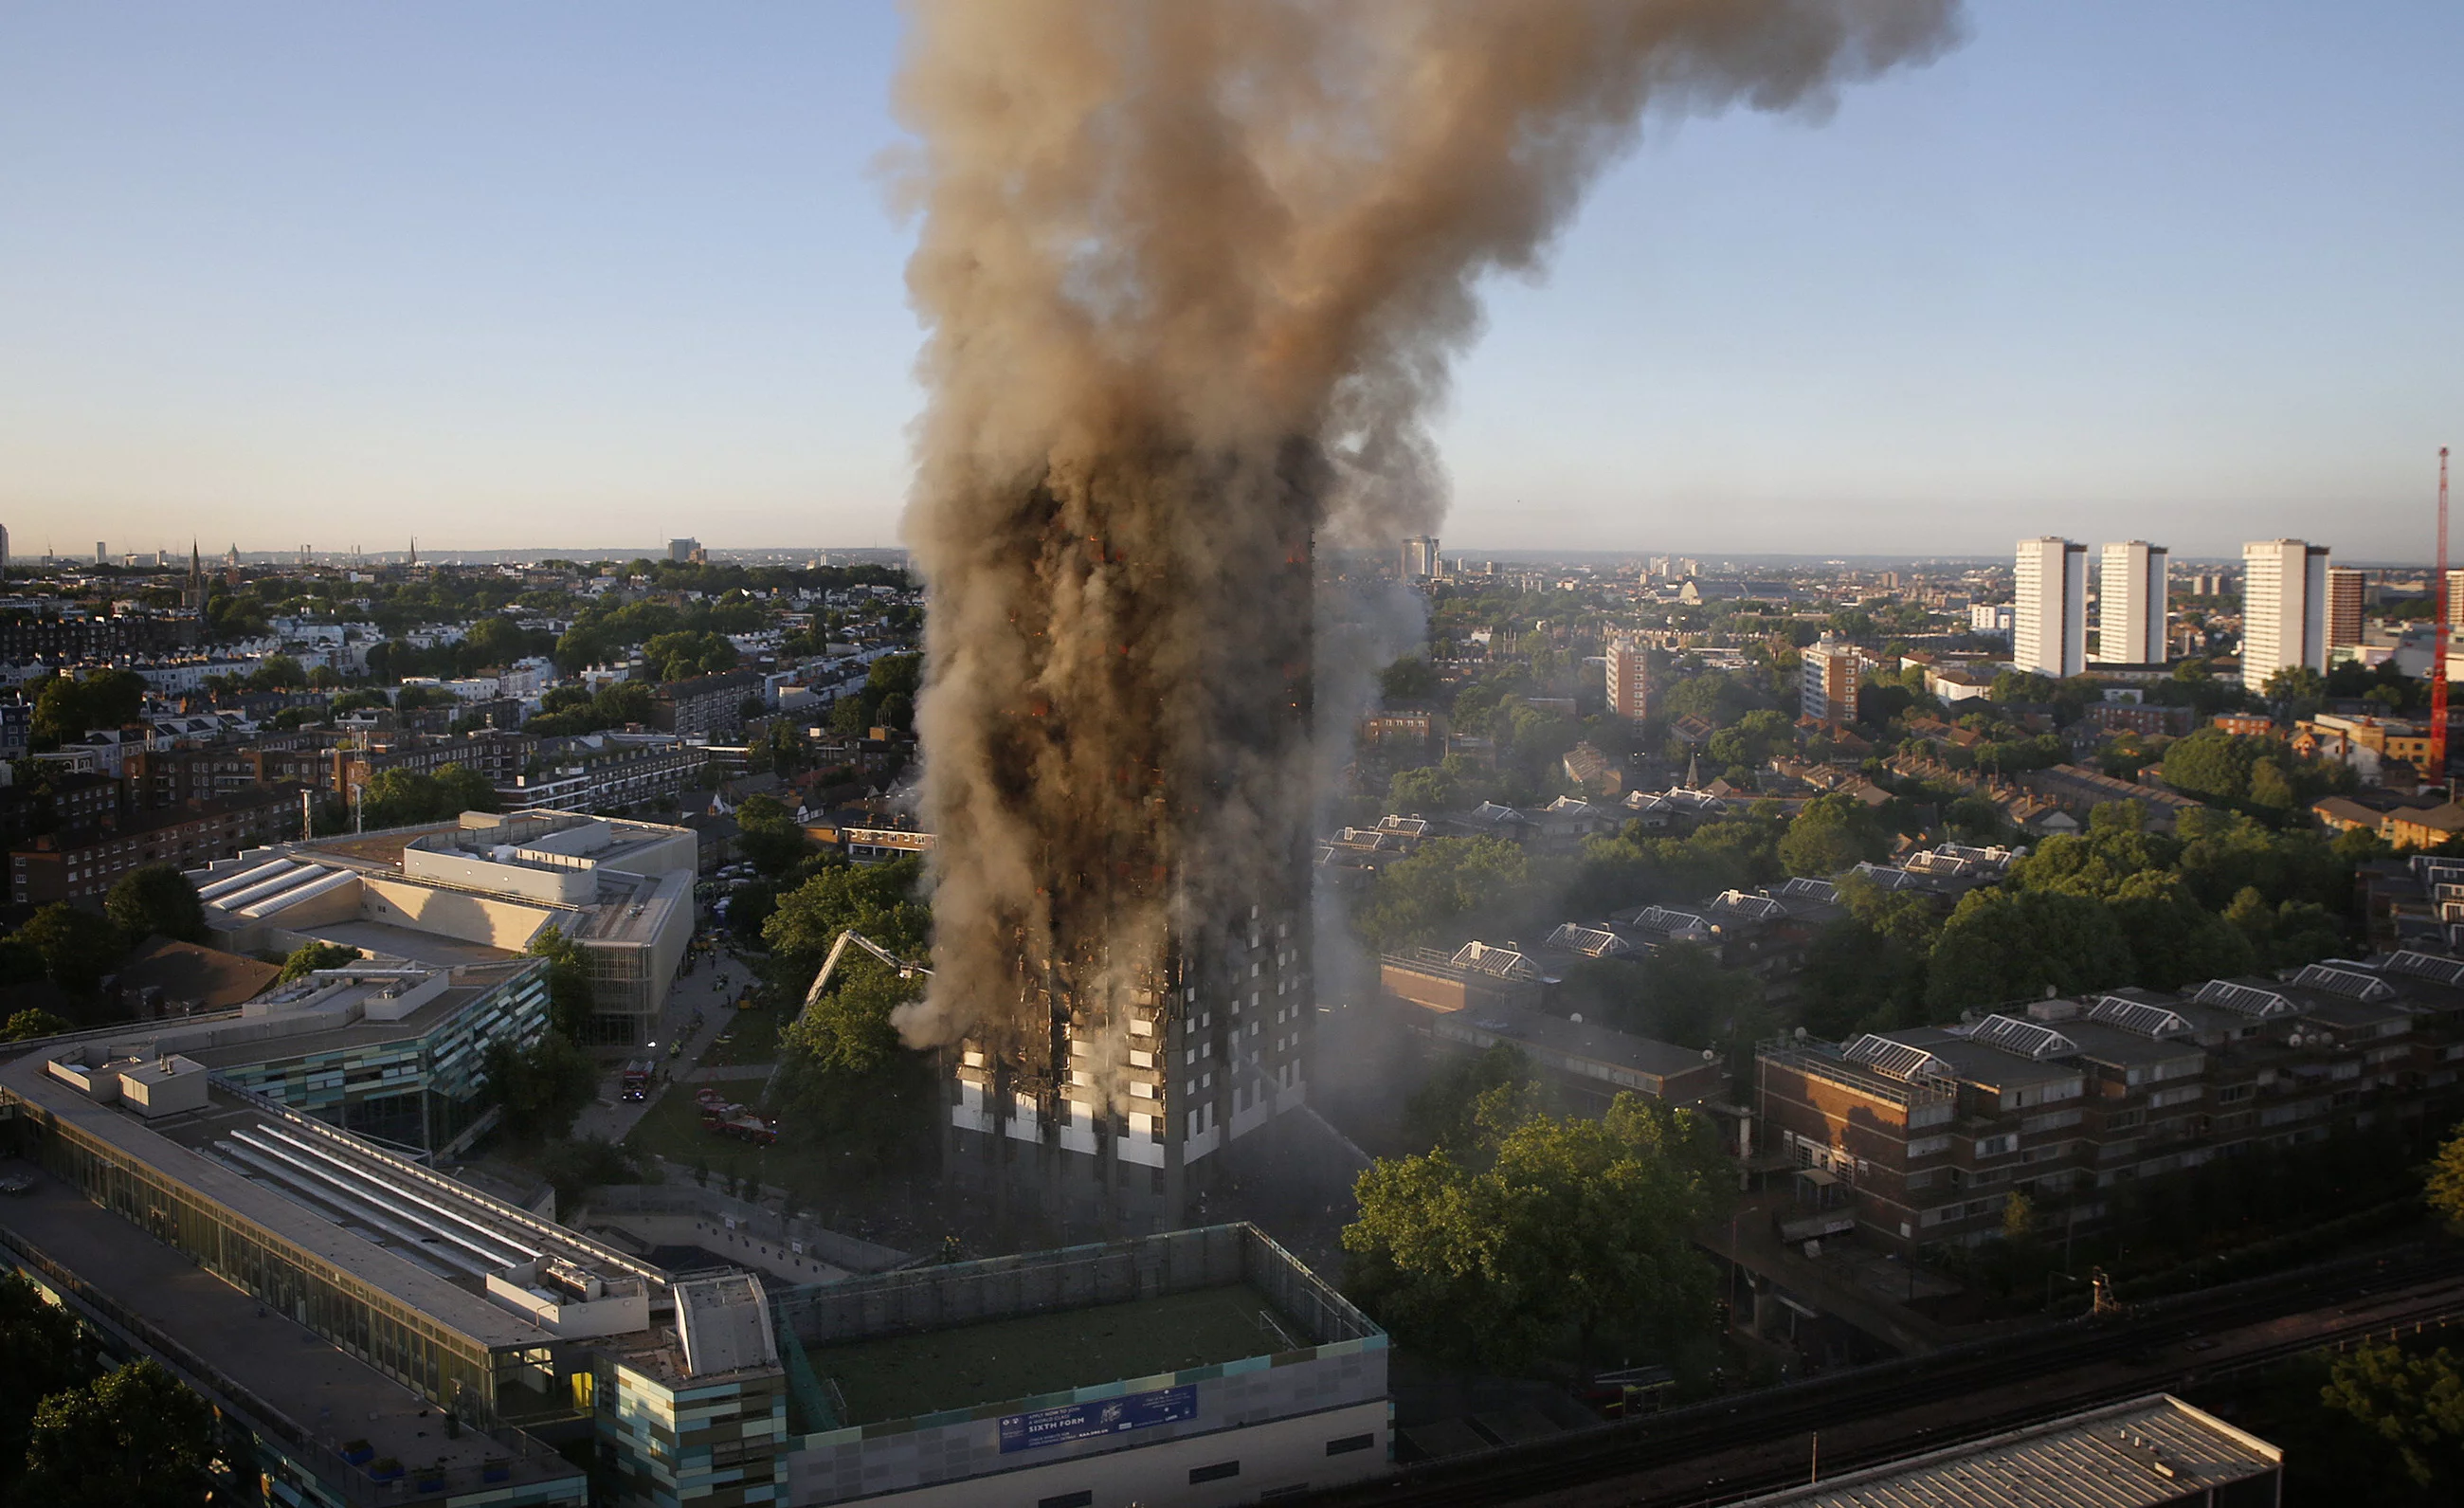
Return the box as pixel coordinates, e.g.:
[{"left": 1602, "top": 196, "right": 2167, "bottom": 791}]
[
  {"left": 623, "top": 1075, "right": 776, "bottom": 1187},
  {"left": 701, "top": 1006, "right": 786, "bottom": 1067},
  {"left": 802, "top": 1286, "right": 1304, "bottom": 1425}
]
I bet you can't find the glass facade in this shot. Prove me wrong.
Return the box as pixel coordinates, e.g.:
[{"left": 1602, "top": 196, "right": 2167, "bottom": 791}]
[
  {"left": 31, "top": 1112, "right": 538, "bottom": 1428},
  {"left": 217, "top": 963, "right": 552, "bottom": 1151}
]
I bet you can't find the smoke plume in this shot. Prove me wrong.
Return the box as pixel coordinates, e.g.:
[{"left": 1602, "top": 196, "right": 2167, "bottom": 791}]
[{"left": 891, "top": 0, "right": 1964, "bottom": 1053}]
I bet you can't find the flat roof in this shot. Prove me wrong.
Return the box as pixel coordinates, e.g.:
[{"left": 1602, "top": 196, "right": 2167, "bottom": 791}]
[
  {"left": 0, "top": 1164, "right": 584, "bottom": 1494},
  {"left": 291, "top": 918, "right": 519, "bottom": 968},
  {"left": 802, "top": 1284, "right": 1302, "bottom": 1426},
  {"left": 1893, "top": 1033, "right": 2083, "bottom": 1090},
  {"left": 1731, "top": 1393, "right": 2278, "bottom": 1507},
  {"left": 172, "top": 963, "right": 530, "bottom": 1069},
  {"left": 570, "top": 868, "right": 693, "bottom": 946},
  {"left": 2056, "top": 1022, "right": 2206, "bottom": 1069},
  {"left": 0, "top": 1058, "right": 656, "bottom": 1353},
  {"left": 1441, "top": 1007, "right": 1712, "bottom": 1082}
]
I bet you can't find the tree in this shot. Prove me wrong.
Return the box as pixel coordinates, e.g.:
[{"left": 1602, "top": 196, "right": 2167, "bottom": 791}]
[
  {"left": 20, "top": 1358, "right": 217, "bottom": 1508},
  {"left": 248, "top": 652, "right": 304, "bottom": 691},
  {"left": 763, "top": 858, "right": 931, "bottom": 965},
  {"left": 524, "top": 925, "right": 596, "bottom": 1039},
  {"left": 1353, "top": 837, "right": 1531, "bottom": 953},
  {"left": 1379, "top": 657, "right": 1440, "bottom": 702},
  {"left": 735, "top": 794, "right": 810, "bottom": 879},
  {"left": 0, "top": 1008, "right": 70, "bottom": 1041},
  {"left": 358, "top": 762, "right": 498, "bottom": 827},
  {"left": 1924, "top": 888, "right": 2132, "bottom": 1016},
  {"left": 643, "top": 629, "right": 739, "bottom": 682},
  {"left": 535, "top": 1136, "right": 640, "bottom": 1216},
  {"left": 2001, "top": 1188, "right": 2036, "bottom": 1245},
  {"left": 0, "top": 1272, "right": 89, "bottom": 1490},
  {"left": 2321, "top": 1340, "right": 2464, "bottom": 1489},
  {"left": 275, "top": 939, "right": 360, "bottom": 983},
  {"left": 1777, "top": 793, "right": 1888, "bottom": 878},
  {"left": 2157, "top": 729, "right": 2260, "bottom": 802},
  {"left": 1402, "top": 1045, "right": 1537, "bottom": 1153},
  {"left": 29, "top": 668, "right": 146, "bottom": 745},
  {"left": 1343, "top": 1092, "right": 1726, "bottom": 1374},
  {"left": 2426, "top": 1122, "right": 2464, "bottom": 1231},
  {"left": 782, "top": 955, "right": 919, "bottom": 1074},
  {"left": 2263, "top": 664, "right": 2328, "bottom": 721},
  {"left": 436, "top": 762, "right": 499, "bottom": 814},
  {"left": 1386, "top": 763, "right": 1463, "bottom": 814},
  {"left": 482, "top": 1032, "right": 596, "bottom": 1142},
  {"left": 1946, "top": 794, "right": 2007, "bottom": 845},
  {"left": 2107, "top": 873, "right": 2255, "bottom": 989},
  {"left": 14, "top": 904, "right": 128, "bottom": 1000},
  {"left": 103, "top": 864, "right": 208, "bottom": 944},
  {"left": 1989, "top": 669, "right": 2058, "bottom": 704}
]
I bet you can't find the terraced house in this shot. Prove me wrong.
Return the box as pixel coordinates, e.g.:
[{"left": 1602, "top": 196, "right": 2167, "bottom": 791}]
[{"left": 1754, "top": 951, "right": 2464, "bottom": 1252}]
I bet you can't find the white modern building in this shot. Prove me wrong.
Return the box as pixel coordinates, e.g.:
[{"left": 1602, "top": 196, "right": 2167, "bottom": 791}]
[
  {"left": 190, "top": 809, "right": 698, "bottom": 1046},
  {"left": 2012, "top": 538, "right": 2087, "bottom": 679},
  {"left": 2241, "top": 538, "right": 2330, "bottom": 684},
  {"left": 2095, "top": 541, "right": 2170, "bottom": 665}
]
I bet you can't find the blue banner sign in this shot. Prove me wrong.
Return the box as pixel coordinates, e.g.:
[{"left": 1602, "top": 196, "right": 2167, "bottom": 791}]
[{"left": 999, "top": 1385, "right": 1199, "bottom": 1453}]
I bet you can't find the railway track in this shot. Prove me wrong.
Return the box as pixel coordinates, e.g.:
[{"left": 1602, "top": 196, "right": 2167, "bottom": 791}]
[{"left": 1302, "top": 1245, "right": 2464, "bottom": 1508}]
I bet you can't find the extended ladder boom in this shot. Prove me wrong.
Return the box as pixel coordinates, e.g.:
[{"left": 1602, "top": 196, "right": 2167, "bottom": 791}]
[{"left": 799, "top": 930, "right": 932, "bottom": 1020}]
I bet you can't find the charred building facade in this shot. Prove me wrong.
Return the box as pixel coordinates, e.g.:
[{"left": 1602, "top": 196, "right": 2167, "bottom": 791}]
[{"left": 934, "top": 481, "right": 1319, "bottom": 1235}]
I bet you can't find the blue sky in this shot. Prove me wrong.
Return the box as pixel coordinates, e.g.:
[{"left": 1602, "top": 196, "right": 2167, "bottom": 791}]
[{"left": 1, "top": 3, "right": 2456, "bottom": 561}]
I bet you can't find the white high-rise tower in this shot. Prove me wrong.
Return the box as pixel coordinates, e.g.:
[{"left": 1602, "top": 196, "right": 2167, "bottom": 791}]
[
  {"left": 2096, "top": 541, "right": 2169, "bottom": 664},
  {"left": 2013, "top": 537, "right": 2087, "bottom": 679},
  {"left": 2240, "top": 539, "right": 2330, "bottom": 685}
]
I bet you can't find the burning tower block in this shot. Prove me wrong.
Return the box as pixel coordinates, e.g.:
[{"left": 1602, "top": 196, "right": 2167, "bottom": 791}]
[{"left": 930, "top": 472, "right": 1319, "bottom": 1235}]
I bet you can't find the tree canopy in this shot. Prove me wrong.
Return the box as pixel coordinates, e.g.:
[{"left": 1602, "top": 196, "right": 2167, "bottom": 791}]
[
  {"left": 274, "top": 939, "right": 361, "bottom": 984},
  {"left": 0, "top": 1272, "right": 89, "bottom": 1495},
  {"left": 734, "top": 794, "right": 810, "bottom": 879},
  {"left": 102, "top": 864, "right": 207, "bottom": 945},
  {"left": 1351, "top": 837, "right": 1531, "bottom": 954},
  {"left": 14, "top": 905, "right": 128, "bottom": 1003},
  {"left": 19, "top": 1358, "right": 216, "bottom": 1508},
  {"left": 357, "top": 762, "right": 498, "bottom": 827},
  {"left": 766, "top": 859, "right": 932, "bottom": 1075},
  {"left": 1924, "top": 887, "right": 2133, "bottom": 1013},
  {"left": 1344, "top": 1090, "right": 1726, "bottom": 1374},
  {"left": 28, "top": 669, "right": 145, "bottom": 745},
  {"left": 524, "top": 924, "right": 596, "bottom": 1039},
  {"left": 1777, "top": 792, "right": 1891, "bottom": 878},
  {"left": 483, "top": 1032, "right": 595, "bottom": 1143}
]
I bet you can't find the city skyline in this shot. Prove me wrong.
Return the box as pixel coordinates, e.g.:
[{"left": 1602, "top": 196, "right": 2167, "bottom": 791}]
[{"left": 3, "top": 3, "right": 2458, "bottom": 557}]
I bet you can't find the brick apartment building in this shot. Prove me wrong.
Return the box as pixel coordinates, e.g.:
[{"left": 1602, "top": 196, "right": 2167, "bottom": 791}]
[
  {"left": 124, "top": 734, "right": 342, "bottom": 810},
  {"left": 9, "top": 785, "right": 302, "bottom": 906},
  {"left": 495, "top": 739, "right": 706, "bottom": 814},
  {"left": 0, "top": 770, "right": 122, "bottom": 845},
  {"left": 1755, "top": 954, "right": 2464, "bottom": 1254},
  {"left": 339, "top": 730, "right": 537, "bottom": 795},
  {"left": 0, "top": 615, "right": 200, "bottom": 660},
  {"left": 652, "top": 669, "right": 764, "bottom": 739}
]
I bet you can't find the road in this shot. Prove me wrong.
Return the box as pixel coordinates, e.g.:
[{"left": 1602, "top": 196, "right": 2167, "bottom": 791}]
[{"left": 570, "top": 945, "right": 768, "bottom": 1145}]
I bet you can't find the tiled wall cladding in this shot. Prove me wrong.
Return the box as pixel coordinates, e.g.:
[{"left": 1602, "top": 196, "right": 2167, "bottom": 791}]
[{"left": 789, "top": 1344, "right": 1385, "bottom": 1504}]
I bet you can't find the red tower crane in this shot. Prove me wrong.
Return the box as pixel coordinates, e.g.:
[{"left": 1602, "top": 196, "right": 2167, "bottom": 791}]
[{"left": 2437, "top": 445, "right": 2452, "bottom": 792}]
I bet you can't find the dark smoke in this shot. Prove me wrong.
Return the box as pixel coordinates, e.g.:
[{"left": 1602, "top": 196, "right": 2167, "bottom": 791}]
[{"left": 891, "top": 0, "right": 1965, "bottom": 1059}]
